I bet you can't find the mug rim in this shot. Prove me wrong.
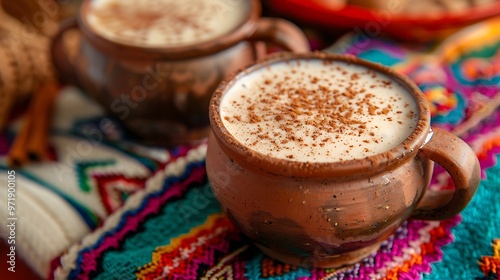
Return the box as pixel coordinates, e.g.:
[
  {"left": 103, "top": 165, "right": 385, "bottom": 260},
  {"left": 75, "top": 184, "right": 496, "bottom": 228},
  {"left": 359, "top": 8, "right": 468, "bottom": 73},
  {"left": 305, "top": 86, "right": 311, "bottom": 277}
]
[
  {"left": 209, "top": 52, "right": 432, "bottom": 178},
  {"left": 77, "top": 0, "right": 260, "bottom": 60}
]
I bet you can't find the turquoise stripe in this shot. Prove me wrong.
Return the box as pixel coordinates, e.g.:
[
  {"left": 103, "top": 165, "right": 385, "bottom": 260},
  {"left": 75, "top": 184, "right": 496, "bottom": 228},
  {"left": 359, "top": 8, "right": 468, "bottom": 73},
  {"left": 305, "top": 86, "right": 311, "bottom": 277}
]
[
  {"left": 0, "top": 166, "right": 99, "bottom": 229},
  {"left": 95, "top": 182, "right": 221, "bottom": 280},
  {"left": 52, "top": 130, "right": 159, "bottom": 172},
  {"left": 76, "top": 160, "right": 116, "bottom": 192},
  {"left": 424, "top": 154, "right": 500, "bottom": 280},
  {"left": 245, "top": 252, "right": 312, "bottom": 280}
]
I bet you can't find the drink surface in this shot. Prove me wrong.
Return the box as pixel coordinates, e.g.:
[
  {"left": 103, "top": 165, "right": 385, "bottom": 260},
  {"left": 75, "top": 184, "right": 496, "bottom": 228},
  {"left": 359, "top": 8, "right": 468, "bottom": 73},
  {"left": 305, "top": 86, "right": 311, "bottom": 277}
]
[
  {"left": 220, "top": 59, "right": 419, "bottom": 163},
  {"left": 86, "top": 0, "right": 247, "bottom": 48}
]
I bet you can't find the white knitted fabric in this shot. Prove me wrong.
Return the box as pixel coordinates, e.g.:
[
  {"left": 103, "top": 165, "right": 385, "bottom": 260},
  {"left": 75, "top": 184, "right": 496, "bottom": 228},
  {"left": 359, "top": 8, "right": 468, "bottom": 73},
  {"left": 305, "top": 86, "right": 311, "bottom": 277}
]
[
  {"left": 0, "top": 88, "right": 155, "bottom": 277},
  {"left": 22, "top": 134, "right": 152, "bottom": 219},
  {"left": 0, "top": 174, "right": 88, "bottom": 277}
]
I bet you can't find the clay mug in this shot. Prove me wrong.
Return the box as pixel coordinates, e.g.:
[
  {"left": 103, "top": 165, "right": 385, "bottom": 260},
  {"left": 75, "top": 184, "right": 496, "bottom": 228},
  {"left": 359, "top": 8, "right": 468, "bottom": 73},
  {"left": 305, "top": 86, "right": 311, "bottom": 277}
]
[
  {"left": 50, "top": 0, "right": 310, "bottom": 145},
  {"left": 206, "top": 52, "right": 481, "bottom": 268}
]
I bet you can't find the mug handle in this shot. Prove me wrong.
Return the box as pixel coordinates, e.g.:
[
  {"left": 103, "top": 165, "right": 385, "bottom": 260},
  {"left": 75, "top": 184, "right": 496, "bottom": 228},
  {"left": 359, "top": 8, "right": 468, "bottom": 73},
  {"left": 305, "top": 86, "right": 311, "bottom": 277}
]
[
  {"left": 411, "top": 127, "right": 481, "bottom": 220},
  {"left": 248, "top": 17, "right": 310, "bottom": 56},
  {"left": 50, "top": 17, "right": 80, "bottom": 86}
]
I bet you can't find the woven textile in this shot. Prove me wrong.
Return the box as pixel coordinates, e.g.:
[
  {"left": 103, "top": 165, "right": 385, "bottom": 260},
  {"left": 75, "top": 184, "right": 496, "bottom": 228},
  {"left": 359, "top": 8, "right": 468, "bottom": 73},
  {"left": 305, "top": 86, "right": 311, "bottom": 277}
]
[
  {"left": 0, "top": 18, "right": 498, "bottom": 280},
  {"left": 0, "top": 89, "right": 164, "bottom": 277},
  {"left": 45, "top": 18, "right": 500, "bottom": 280}
]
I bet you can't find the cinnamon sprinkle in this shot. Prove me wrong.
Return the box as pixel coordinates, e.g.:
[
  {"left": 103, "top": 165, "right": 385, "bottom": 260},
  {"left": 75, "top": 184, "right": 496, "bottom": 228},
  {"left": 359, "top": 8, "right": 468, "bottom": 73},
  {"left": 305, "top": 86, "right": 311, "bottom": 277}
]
[{"left": 221, "top": 60, "right": 418, "bottom": 162}]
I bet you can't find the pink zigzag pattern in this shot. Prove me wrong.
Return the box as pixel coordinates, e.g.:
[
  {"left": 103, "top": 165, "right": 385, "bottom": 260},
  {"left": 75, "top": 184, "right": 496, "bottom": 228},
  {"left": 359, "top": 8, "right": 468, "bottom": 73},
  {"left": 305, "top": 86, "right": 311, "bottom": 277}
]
[
  {"left": 77, "top": 165, "right": 207, "bottom": 280},
  {"left": 173, "top": 230, "right": 243, "bottom": 279},
  {"left": 293, "top": 217, "right": 460, "bottom": 279},
  {"left": 93, "top": 174, "right": 147, "bottom": 214}
]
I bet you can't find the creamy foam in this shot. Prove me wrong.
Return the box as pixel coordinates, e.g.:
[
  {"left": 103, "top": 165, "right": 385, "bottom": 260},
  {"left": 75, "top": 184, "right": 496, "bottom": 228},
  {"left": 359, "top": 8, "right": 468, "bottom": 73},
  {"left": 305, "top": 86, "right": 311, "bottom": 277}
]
[
  {"left": 86, "top": 0, "right": 247, "bottom": 48},
  {"left": 220, "top": 59, "right": 419, "bottom": 163}
]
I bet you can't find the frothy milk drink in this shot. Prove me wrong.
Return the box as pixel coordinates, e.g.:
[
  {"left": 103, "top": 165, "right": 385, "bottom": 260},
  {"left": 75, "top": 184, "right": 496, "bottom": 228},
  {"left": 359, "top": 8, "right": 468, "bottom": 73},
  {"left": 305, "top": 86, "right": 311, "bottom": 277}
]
[
  {"left": 220, "top": 59, "right": 419, "bottom": 162},
  {"left": 86, "top": 0, "right": 247, "bottom": 47}
]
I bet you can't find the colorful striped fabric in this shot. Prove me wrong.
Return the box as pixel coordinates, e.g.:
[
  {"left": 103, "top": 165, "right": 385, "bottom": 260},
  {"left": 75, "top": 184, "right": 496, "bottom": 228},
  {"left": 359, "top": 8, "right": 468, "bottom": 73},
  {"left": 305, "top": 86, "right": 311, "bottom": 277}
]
[{"left": 45, "top": 17, "right": 500, "bottom": 280}]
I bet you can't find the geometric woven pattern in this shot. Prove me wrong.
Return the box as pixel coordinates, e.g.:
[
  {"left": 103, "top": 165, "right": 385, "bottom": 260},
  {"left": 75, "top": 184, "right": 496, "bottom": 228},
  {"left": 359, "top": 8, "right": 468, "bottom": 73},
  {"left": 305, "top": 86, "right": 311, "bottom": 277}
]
[{"left": 25, "top": 17, "right": 500, "bottom": 280}]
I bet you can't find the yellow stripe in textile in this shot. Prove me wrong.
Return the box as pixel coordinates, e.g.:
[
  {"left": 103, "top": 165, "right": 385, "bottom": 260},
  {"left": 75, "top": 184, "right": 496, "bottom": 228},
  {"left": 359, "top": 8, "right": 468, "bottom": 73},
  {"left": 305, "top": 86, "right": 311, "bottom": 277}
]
[
  {"left": 438, "top": 17, "right": 500, "bottom": 63},
  {"left": 136, "top": 213, "right": 227, "bottom": 279}
]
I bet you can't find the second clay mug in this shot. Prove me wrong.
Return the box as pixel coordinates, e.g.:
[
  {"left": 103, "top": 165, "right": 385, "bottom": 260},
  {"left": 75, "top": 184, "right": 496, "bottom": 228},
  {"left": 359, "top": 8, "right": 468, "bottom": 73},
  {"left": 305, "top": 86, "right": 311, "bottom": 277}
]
[{"left": 51, "top": 0, "right": 310, "bottom": 145}]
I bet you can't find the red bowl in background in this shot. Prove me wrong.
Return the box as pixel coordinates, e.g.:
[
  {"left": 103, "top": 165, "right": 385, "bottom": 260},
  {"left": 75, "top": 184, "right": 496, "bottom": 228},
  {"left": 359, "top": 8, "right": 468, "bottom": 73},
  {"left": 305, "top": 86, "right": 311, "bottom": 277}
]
[{"left": 267, "top": 0, "right": 500, "bottom": 41}]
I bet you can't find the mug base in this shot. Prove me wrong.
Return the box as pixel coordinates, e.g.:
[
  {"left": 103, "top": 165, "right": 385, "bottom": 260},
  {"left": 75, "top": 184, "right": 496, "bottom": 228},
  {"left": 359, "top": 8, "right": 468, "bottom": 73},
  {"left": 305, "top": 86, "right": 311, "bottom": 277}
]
[{"left": 255, "top": 242, "right": 382, "bottom": 269}]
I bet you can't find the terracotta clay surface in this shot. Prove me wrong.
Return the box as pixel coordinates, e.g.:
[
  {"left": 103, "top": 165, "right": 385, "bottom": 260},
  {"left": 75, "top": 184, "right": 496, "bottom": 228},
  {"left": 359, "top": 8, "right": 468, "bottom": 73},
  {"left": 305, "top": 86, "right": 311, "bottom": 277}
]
[
  {"left": 206, "top": 52, "right": 480, "bottom": 268},
  {"left": 50, "top": 0, "right": 310, "bottom": 145}
]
